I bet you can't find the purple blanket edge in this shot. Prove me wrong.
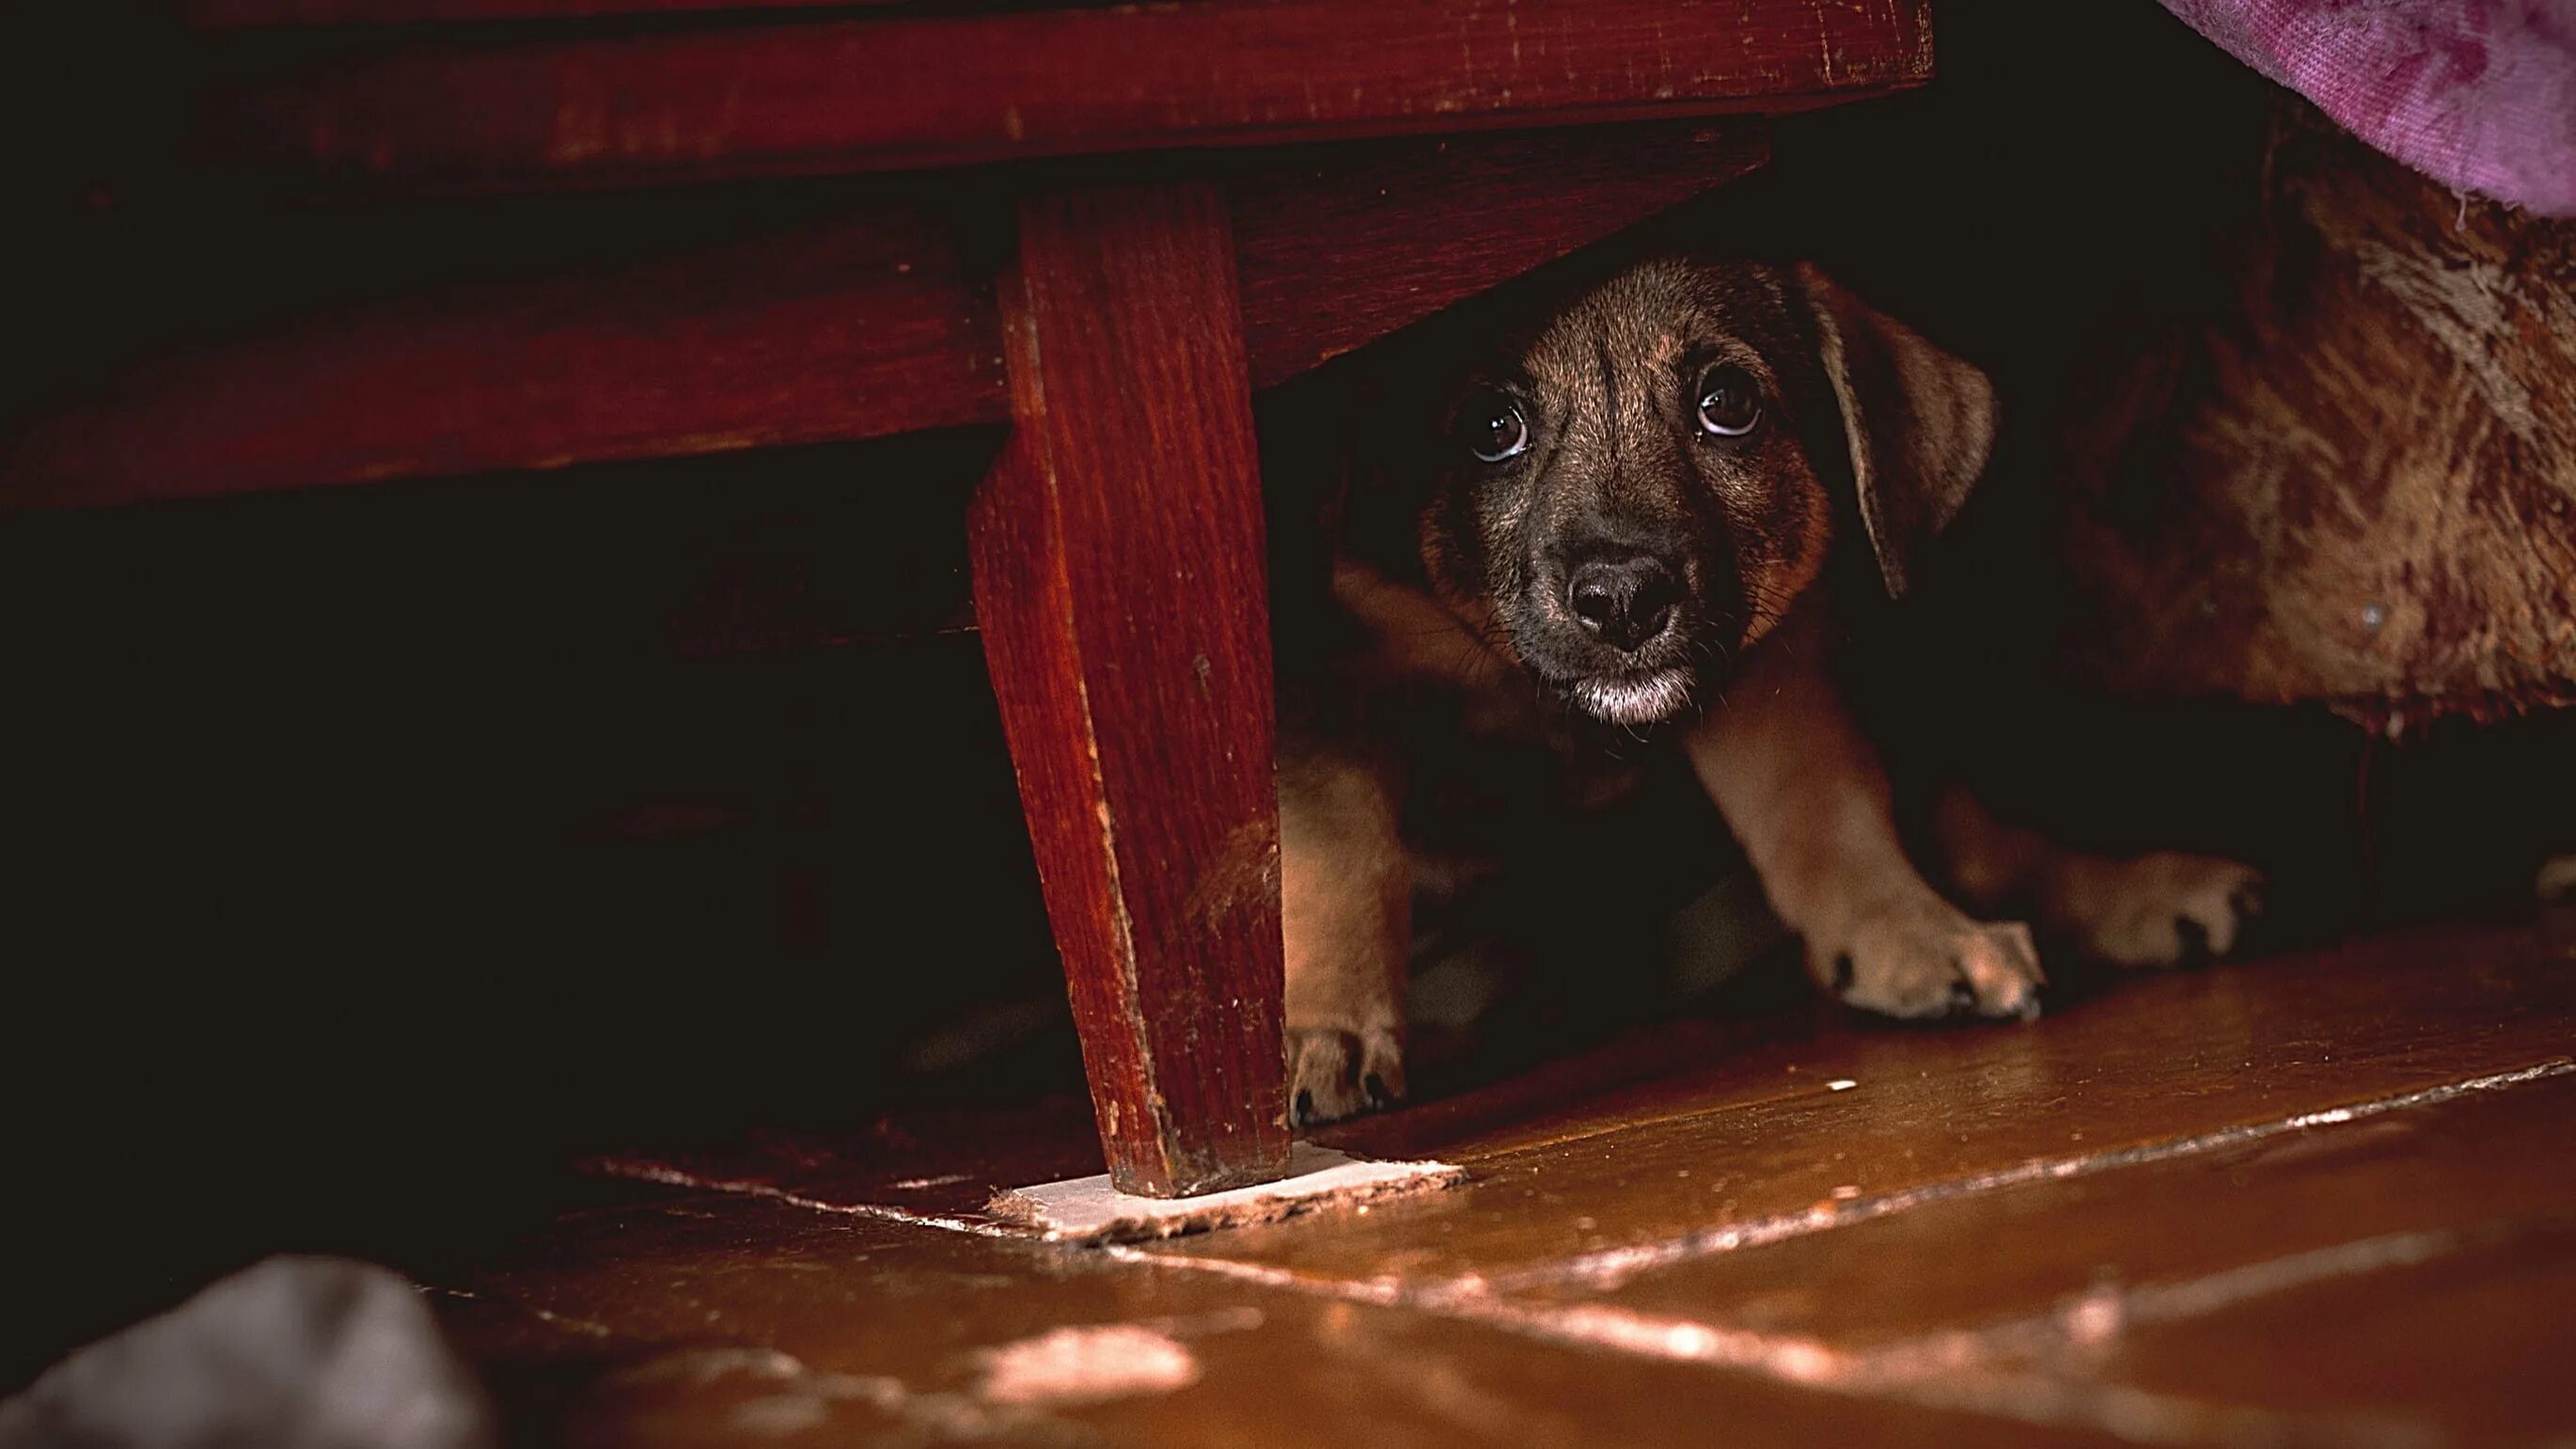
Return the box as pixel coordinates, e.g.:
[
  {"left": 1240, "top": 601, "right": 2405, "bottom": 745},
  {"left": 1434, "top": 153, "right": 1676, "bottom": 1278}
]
[{"left": 2159, "top": 0, "right": 2576, "bottom": 216}]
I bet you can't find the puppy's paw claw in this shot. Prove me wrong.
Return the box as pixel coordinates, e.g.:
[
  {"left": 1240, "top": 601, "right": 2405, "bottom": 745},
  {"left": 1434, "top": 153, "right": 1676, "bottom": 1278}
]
[
  {"left": 1287, "top": 1026, "right": 1406, "bottom": 1126},
  {"left": 2062, "top": 854, "right": 2265, "bottom": 969},
  {"left": 1825, "top": 898, "right": 2044, "bottom": 1023}
]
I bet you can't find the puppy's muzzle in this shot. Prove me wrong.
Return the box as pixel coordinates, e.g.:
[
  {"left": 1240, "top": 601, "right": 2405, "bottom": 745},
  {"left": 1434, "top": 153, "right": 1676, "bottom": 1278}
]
[{"left": 1565, "top": 552, "right": 1682, "bottom": 654}]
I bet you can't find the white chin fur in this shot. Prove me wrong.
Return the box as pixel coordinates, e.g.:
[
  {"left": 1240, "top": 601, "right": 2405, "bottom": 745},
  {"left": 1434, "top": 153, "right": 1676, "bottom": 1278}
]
[{"left": 1569, "top": 669, "right": 1693, "bottom": 726}]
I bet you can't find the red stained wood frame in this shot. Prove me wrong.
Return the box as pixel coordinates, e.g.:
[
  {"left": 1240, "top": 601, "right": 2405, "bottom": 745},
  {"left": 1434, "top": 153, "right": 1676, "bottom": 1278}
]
[
  {"left": 3, "top": 120, "right": 1765, "bottom": 510},
  {"left": 202, "top": 0, "right": 1921, "bottom": 184},
  {"left": 1233, "top": 123, "right": 1767, "bottom": 385},
  {"left": 4, "top": 207, "right": 1003, "bottom": 511},
  {"left": 968, "top": 180, "right": 1291, "bottom": 1197},
  {"left": 186, "top": 0, "right": 900, "bottom": 24}
]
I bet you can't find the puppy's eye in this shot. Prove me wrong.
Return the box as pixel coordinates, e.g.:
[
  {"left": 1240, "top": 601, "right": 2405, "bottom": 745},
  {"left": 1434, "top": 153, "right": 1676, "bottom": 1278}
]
[
  {"left": 1458, "top": 388, "right": 1531, "bottom": 464},
  {"left": 1695, "top": 364, "right": 1763, "bottom": 438}
]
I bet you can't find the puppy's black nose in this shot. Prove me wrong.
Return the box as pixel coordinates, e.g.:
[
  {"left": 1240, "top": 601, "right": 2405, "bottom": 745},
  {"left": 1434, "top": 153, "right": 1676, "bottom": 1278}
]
[{"left": 1566, "top": 555, "right": 1679, "bottom": 652}]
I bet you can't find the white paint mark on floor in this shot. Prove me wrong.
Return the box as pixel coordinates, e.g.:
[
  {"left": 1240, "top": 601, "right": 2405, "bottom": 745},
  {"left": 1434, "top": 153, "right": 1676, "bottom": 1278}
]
[
  {"left": 976, "top": 1325, "right": 1201, "bottom": 1406},
  {"left": 990, "top": 1143, "right": 1462, "bottom": 1245}
]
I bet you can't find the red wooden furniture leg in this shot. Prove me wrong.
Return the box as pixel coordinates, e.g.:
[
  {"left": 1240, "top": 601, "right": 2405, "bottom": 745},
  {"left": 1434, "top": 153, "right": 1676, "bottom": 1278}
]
[{"left": 967, "top": 180, "right": 1292, "bottom": 1198}]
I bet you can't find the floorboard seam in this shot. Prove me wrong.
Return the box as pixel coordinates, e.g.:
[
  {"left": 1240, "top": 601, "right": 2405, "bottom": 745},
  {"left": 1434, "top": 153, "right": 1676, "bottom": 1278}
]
[
  {"left": 1089, "top": 1061, "right": 2573, "bottom": 1445},
  {"left": 580, "top": 1059, "right": 2573, "bottom": 1271},
  {"left": 542, "top": 1059, "right": 2573, "bottom": 1445},
  {"left": 583, "top": 1159, "right": 1033, "bottom": 1239},
  {"left": 1915, "top": 1213, "right": 2571, "bottom": 1359},
  {"left": 1472, "top": 1058, "right": 2576, "bottom": 1297},
  {"left": 1098, "top": 1241, "right": 2444, "bottom": 1447}
]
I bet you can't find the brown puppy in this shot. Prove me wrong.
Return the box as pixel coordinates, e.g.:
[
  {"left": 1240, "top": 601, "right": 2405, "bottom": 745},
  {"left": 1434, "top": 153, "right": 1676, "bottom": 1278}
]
[{"left": 1281, "top": 256, "right": 2043, "bottom": 1124}]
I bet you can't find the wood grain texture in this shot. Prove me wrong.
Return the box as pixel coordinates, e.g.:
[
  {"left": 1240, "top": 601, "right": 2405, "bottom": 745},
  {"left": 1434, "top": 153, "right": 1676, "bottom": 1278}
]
[
  {"left": 185, "top": 0, "right": 901, "bottom": 24},
  {"left": 204, "top": 0, "right": 1926, "bottom": 184},
  {"left": 1235, "top": 120, "right": 1768, "bottom": 387},
  {"left": 1579, "top": 1070, "right": 2576, "bottom": 1346},
  {"left": 2, "top": 120, "right": 1765, "bottom": 508},
  {"left": 1, "top": 201, "right": 1002, "bottom": 510},
  {"left": 966, "top": 180, "right": 1290, "bottom": 1198},
  {"left": 495, "top": 913, "right": 2576, "bottom": 1448},
  {"left": 439, "top": 1197, "right": 2088, "bottom": 1449},
  {"left": 1154, "top": 917, "right": 2576, "bottom": 1282}
]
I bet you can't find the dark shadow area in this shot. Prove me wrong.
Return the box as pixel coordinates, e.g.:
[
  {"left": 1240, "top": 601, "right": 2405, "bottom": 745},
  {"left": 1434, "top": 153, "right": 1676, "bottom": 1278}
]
[
  {"left": 4, "top": 0, "right": 2568, "bottom": 1398},
  {"left": 0, "top": 431, "right": 1080, "bottom": 1385}
]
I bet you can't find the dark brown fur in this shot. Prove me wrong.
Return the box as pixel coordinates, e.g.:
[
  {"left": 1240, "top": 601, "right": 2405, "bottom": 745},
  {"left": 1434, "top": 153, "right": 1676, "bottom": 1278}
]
[{"left": 2055, "top": 102, "right": 2576, "bottom": 720}]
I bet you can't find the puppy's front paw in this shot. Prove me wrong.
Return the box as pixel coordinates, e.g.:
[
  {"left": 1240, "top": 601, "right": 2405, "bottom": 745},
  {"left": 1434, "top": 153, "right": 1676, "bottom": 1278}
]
[
  {"left": 2050, "top": 853, "right": 2264, "bottom": 969},
  {"left": 1287, "top": 1026, "right": 1406, "bottom": 1127},
  {"left": 1822, "top": 896, "right": 2044, "bottom": 1022}
]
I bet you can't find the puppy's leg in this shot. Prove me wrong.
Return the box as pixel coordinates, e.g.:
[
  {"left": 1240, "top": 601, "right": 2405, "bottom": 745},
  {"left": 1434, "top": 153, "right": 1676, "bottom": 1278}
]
[
  {"left": 1280, "top": 750, "right": 1409, "bottom": 1125},
  {"left": 1937, "top": 789, "right": 2264, "bottom": 969},
  {"left": 1687, "top": 609, "right": 2043, "bottom": 1020}
]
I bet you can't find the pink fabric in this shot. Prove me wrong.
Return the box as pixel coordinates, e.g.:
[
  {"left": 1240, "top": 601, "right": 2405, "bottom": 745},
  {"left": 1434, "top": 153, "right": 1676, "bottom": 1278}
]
[{"left": 2160, "top": 0, "right": 2576, "bottom": 215}]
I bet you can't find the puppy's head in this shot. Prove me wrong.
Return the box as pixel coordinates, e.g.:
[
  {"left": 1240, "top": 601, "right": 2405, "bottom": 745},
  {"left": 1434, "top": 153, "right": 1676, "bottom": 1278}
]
[{"left": 1419, "top": 257, "right": 1996, "bottom": 727}]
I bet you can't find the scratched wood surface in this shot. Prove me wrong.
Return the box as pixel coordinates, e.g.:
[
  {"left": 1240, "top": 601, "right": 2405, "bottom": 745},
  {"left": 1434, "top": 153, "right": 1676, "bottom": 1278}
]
[
  {"left": 967, "top": 180, "right": 1290, "bottom": 1198},
  {"left": 196, "top": 0, "right": 1922, "bottom": 185},
  {"left": 1233, "top": 122, "right": 1767, "bottom": 387},
  {"left": 185, "top": 0, "right": 906, "bottom": 24},
  {"left": 1147, "top": 921, "right": 2576, "bottom": 1284},
  {"left": 1, "top": 119, "right": 1761, "bottom": 510},
  {"left": 438, "top": 1198, "right": 2102, "bottom": 1449},
  {"left": 1555, "top": 1071, "right": 2576, "bottom": 1335},
  {"left": 446, "top": 912, "right": 2576, "bottom": 1446},
  {"left": 2, "top": 201, "right": 999, "bottom": 511}
]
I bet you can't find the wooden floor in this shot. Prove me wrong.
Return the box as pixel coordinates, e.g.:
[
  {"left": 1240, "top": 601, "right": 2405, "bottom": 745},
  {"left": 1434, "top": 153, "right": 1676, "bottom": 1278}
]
[{"left": 439, "top": 911, "right": 2576, "bottom": 1447}]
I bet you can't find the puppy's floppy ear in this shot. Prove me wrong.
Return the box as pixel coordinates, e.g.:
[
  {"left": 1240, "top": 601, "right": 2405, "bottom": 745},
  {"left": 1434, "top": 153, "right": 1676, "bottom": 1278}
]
[{"left": 1795, "top": 262, "right": 1997, "bottom": 599}]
